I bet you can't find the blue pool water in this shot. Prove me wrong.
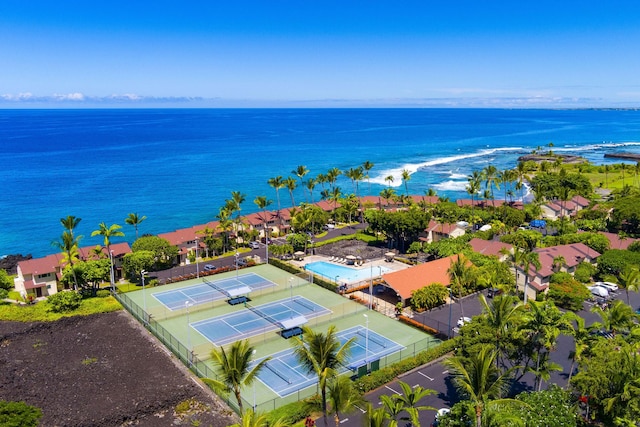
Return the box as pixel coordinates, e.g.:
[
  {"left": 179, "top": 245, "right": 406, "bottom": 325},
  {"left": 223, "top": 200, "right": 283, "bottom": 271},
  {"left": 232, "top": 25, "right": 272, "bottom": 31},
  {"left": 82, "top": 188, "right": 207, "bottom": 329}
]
[{"left": 305, "top": 261, "right": 391, "bottom": 283}]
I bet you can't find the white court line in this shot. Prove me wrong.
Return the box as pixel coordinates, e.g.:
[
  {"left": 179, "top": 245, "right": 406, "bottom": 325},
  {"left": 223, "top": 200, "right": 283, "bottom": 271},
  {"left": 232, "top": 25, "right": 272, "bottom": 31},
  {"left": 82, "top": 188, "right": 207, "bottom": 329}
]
[{"left": 418, "top": 371, "right": 434, "bottom": 381}]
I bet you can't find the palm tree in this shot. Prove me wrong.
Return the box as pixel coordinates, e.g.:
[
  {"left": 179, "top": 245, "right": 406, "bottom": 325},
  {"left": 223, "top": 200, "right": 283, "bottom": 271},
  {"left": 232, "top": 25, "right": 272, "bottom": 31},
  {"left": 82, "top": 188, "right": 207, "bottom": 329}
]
[
  {"left": 566, "top": 313, "right": 592, "bottom": 382},
  {"left": 384, "top": 175, "right": 394, "bottom": 188},
  {"left": 448, "top": 255, "right": 476, "bottom": 319},
  {"left": 379, "top": 394, "right": 405, "bottom": 427},
  {"left": 591, "top": 299, "right": 636, "bottom": 337},
  {"left": 380, "top": 188, "right": 396, "bottom": 210},
  {"left": 283, "top": 177, "right": 297, "bottom": 207},
  {"left": 521, "top": 300, "right": 571, "bottom": 391},
  {"left": 52, "top": 230, "right": 82, "bottom": 290},
  {"left": 479, "top": 294, "right": 523, "bottom": 370},
  {"left": 292, "top": 325, "right": 356, "bottom": 422},
  {"left": 362, "top": 160, "right": 374, "bottom": 195},
  {"left": 253, "top": 195, "right": 273, "bottom": 258},
  {"left": 516, "top": 249, "right": 540, "bottom": 304},
  {"left": 618, "top": 266, "right": 640, "bottom": 305},
  {"left": 326, "top": 167, "right": 342, "bottom": 192},
  {"left": 329, "top": 186, "right": 342, "bottom": 223},
  {"left": 125, "top": 212, "right": 147, "bottom": 240},
  {"left": 444, "top": 345, "right": 511, "bottom": 427},
  {"left": 293, "top": 165, "right": 309, "bottom": 201},
  {"left": 267, "top": 176, "right": 285, "bottom": 229},
  {"left": 362, "top": 403, "right": 390, "bottom": 427},
  {"left": 326, "top": 375, "right": 364, "bottom": 426},
  {"left": 217, "top": 207, "right": 234, "bottom": 253},
  {"left": 551, "top": 255, "right": 566, "bottom": 273},
  {"left": 392, "top": 381, "right": 436, "bottom": 426},
  {"left": 401, "top": 169, "right": 411, "bottom": 196},
  {"left": 466, "top": 171, "right": 482, "bottom": 228},
  {"left": 207, "top": 340, "right": 270, "bottom": 415},
  {"left": 91, "top": 222, "right": 124, "bottom": 253},
  {"left": 60, "top": 215, "right": 81, "bottom": 238},
  {"left": 482, "top": 165, "right": 499, "bottom": 207},
  {"left": 305, "top": 178, "right": 317, "bottom": 203}
]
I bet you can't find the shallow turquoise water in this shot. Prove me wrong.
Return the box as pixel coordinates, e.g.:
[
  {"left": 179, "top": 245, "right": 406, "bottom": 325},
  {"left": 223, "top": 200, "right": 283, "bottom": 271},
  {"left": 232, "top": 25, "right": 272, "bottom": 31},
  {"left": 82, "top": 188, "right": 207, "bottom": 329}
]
[{"left": 305, "top": 261, "right": 391, "bottom": 283}]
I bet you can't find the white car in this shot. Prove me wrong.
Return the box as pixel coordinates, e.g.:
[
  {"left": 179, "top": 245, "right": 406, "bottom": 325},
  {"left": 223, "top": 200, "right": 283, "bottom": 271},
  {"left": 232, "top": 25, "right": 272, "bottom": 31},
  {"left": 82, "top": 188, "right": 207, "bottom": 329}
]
[
  {"left": 457, "top": 316, "right": 472, "bottom": 327},
  {"left": 595, "top": 281, "right": 618, "bottom": 292},
  {"left": 588, "top": 285, "right": 609, "bottom": 298},
  {"left": 249, "top": 241, "right": 260, "bottom": 249}
]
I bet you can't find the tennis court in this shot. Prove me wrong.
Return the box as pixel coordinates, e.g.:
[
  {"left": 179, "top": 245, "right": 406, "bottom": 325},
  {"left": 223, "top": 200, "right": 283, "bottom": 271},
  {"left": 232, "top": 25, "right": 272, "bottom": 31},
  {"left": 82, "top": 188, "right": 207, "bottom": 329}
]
[
  {"left": 152, "top": 273, "right": 276, "bottom": 310},
  {"left": 191, "top": 296, "right": 331, "bottom": 346},
  {"left": 254, "top": 326, "right": 404, "bottom": 397}
]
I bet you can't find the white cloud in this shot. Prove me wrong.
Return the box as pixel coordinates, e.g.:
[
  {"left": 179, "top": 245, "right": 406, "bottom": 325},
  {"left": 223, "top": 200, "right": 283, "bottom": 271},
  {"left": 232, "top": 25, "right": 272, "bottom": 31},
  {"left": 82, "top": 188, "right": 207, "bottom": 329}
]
[{"left": 52, "top": 92, "right": 85, "bottom": 101}]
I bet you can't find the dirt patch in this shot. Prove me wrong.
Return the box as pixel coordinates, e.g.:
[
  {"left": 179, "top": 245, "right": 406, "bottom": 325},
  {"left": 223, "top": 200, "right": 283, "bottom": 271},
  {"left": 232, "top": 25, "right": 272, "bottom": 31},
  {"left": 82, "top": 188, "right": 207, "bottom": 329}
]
[
  {"left": 0, "top": 311, "right": 237, "bottom": 427},
  {"left": 315, "top": 239, "right": 385, "bottom": 260}
]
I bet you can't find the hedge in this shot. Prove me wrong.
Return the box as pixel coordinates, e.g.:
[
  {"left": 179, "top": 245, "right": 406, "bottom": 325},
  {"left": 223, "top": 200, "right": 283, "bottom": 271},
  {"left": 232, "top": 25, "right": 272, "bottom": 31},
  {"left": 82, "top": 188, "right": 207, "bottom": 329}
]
[{"left": 352, "top": 337, "right": 459, "bottom": 393}]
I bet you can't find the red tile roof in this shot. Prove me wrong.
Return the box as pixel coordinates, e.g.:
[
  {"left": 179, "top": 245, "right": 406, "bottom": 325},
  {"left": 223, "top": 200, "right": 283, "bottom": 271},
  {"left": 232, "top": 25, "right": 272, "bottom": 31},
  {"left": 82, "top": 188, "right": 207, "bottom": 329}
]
[
  {"left": 468, "top": 238, "right": 513, "bottom": 257},
  {"left": 382, "top": 255, "right": 462, "bottom": 300},
  {"left": 529, "top": 243, "right": 601, "bottom": 278},
  {"left": 600, "top": 231, "right": 639, "bottom": 250},
  {"left": 426, "top": 220, "right": 459, "bottom": 235}
]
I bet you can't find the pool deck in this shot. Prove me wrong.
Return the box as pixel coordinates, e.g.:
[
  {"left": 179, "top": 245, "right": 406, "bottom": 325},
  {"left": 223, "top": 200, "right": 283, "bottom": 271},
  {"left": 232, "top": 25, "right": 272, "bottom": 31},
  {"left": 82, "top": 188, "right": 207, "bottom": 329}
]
[{"left": 290, "top": 254, "right": 410, "bottom": 283}]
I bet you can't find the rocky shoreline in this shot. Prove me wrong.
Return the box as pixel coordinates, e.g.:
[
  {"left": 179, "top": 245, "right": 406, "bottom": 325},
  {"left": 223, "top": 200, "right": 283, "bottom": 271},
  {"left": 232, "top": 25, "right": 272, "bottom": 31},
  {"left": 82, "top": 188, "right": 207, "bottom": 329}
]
[
  {"left": 517, "top": 153, "right": 586, "bottom": 164},
  {"left": 604, "top": 152, "right": 640, "bottom": 161}
]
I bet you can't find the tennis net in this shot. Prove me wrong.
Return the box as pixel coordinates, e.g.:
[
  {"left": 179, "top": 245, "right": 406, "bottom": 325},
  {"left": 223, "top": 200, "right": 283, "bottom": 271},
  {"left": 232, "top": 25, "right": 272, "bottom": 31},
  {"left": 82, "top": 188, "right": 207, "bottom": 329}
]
[
  {"left": 246, "top": 303, "right": 283, "bottom": 328},
  {"left": 292, "top": 297, "right": 316, "bottom": 312},
  {"left": 356, "top": 329, "right": 387, "bottom": 348},
  {"left": 265, "top": 363, "right": 292, "bottom": 384},
  {"left": 203, "top": 279, "right": 231, "bottom": 297}
]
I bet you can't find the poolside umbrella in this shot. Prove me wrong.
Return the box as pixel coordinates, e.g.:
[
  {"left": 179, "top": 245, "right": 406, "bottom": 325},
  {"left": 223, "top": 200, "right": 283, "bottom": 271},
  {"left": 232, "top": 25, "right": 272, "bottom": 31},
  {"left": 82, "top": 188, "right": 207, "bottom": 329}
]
[
  {"left": 294, "top": 251, "right": 305, "bottom": 260},
  {"left": 346, "top": 255, "right": 356, "bottom": 260}
]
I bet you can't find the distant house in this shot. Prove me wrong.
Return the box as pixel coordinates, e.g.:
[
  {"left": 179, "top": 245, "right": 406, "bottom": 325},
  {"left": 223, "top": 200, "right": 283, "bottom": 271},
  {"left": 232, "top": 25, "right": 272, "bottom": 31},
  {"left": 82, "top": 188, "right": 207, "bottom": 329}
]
[
  {"left": 541, "top": 195, "right": 591, "bottom": 220},
  {"left": 515, "top": 243, "right": 600, "bottom": 301},
  {"left": 468, "top": 238, "right": 513, "bottom": 261},
  {"left": 599, "top": 231, "right": 639, "bottom": 250},
  {"left": 456, "top": 199, "right": 523, "bottom": 210},
  {"left": 421, "top": 220, "right": 466, "bottom": 244},
  {"left": 13, "top": 242, "right": 131, "bottom": 299}
]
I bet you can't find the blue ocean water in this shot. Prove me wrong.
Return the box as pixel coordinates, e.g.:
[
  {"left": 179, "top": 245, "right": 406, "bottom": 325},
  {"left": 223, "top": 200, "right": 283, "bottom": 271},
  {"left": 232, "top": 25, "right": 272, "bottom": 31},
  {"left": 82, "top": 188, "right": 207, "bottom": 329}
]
[{"left": 2, "top": 108, "right": 640, "bottom": 258}]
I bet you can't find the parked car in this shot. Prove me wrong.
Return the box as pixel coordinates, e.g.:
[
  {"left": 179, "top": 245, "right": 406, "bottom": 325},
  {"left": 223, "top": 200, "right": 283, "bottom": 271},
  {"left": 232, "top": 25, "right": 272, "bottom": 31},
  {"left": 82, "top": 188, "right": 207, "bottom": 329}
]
[
  {"left": 203, "top": 264, "right": 215, "bottom": 271},
  {"left": 249, "top": 241, "right": 260, "bottom": 249},
  {"left": 457, "top": 316, "right": 472, "bottom": 327},
  {"left": 587, "top": 285, "right": 609, "bottom": 298},
  {"left": 487, "top": 287, "right": 503, "bottom": 298},
  {"left": 595, "top": 281, "right": 618, "bottom": 292}
]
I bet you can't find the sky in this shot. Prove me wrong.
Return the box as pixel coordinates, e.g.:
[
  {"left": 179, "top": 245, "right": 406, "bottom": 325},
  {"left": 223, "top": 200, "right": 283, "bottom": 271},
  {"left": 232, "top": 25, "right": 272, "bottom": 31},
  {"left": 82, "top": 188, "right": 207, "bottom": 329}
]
[{"left": 2, "top": 1, "right": 640, "bottom": 108}]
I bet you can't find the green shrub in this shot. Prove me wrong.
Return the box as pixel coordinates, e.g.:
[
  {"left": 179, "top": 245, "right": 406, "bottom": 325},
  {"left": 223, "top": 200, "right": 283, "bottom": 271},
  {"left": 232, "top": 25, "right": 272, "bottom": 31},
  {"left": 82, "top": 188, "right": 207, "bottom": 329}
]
[
  {"left": 573, "top": 262, "right": 596, "bottom": 283},
  {"left": 0, "top": 401, "right": 42, "bottom": 427},
  {"left": 547, "top": 279, "right": 591, "bottom": 311},
  {"left": 265, "top": 399, "right": 310, "bottom": 426},
  {"left": 353, "top": 338, "right": 458, "bottom": 393},
  {"left": 0, "top": 288, "right": 8, "bottom": 300},
  {"left": 47, "top": 291, "right": 83, "bottom": 313},
  {"left": 95, "top": 289, "right": 111, "bottom": 298},
  {"left": 411, "top": 283, "right": 448, "bottom": 311}
]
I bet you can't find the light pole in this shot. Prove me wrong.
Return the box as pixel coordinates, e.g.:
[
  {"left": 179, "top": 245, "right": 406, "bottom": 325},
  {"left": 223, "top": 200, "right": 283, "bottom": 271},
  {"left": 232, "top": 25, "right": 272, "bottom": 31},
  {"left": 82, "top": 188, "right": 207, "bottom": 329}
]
[
  {"left": 289, "top": 277, "right": 294, "bottom": 301},
  {"left": 109, "top": 250, "right": 115, "bottom": 293},
  {"left": 369, "top": 264, "right": 373, "bottom": 310},
  {"left": 252, "top": 349, "right": 257, "bottom": 411},
  {"left": 448, "top": 289, "right": 453, "bottom": 339},
  {"left": 235, "top": 252, "right": 239, "bottom": 279},
  {"left": 185, "top": 301, "right": 192, "bottom": 364},
  {"left": 195, "top": 237, "right": 199, "bottom": 279},
  {"left": 363, "top": 314, "right": 369, "bottom": 365},
  {"left": 141, "top": 270, "right": 147, "bottom": 324}
]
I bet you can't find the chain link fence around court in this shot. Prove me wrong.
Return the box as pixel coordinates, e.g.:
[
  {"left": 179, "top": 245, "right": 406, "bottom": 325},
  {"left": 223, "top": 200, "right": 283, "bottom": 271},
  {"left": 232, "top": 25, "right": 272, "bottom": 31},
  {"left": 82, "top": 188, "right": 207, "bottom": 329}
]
[{"left": 115, "top": 281, "right": 441, "bottom": 414}]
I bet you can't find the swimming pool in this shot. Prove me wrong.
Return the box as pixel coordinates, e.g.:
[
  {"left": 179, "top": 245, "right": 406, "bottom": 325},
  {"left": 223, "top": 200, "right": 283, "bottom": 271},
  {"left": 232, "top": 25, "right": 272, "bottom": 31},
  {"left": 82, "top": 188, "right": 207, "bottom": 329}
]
[{"left": 305, "top": 261, "right": 391, "bottom": 283}]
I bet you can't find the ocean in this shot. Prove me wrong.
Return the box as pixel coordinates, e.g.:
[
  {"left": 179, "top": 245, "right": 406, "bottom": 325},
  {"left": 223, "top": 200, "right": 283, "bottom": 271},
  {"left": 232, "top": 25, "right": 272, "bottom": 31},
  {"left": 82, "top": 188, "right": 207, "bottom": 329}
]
[{"left": 2, "top": 108, "right": 640, "bottom": 258}]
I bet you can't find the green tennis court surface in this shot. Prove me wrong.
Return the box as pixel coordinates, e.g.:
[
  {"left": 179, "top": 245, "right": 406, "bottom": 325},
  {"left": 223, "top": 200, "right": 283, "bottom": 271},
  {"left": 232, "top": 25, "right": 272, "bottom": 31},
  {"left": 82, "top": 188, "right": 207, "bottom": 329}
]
[{"left": 153, "top": 273, "right": 276, "bottom": 310}]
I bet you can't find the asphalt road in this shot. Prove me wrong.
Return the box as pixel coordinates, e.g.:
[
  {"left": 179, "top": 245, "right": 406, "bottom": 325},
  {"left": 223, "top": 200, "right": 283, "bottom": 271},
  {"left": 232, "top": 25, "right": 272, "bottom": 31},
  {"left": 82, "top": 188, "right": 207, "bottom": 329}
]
[{"left": 314, "top": 288, "right": 640, "bottom": 427}]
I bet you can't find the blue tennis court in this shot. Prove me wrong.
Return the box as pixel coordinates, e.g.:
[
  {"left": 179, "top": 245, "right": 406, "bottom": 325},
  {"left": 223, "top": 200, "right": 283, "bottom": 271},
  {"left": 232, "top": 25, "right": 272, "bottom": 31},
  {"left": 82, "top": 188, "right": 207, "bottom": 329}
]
[
  {"left": 254, "top": 326, "right": 404, "bottom": 397},
  {"left": 152, "top": 273, "right": 276, "bottom": 310},
  {"left": 191, "top": 296, "right": 331, "bottom": 346}
]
